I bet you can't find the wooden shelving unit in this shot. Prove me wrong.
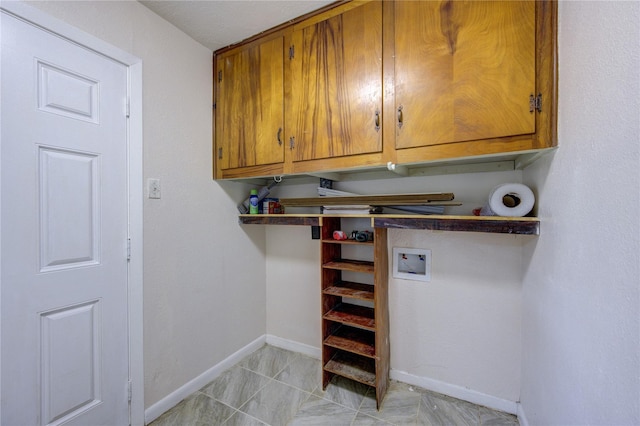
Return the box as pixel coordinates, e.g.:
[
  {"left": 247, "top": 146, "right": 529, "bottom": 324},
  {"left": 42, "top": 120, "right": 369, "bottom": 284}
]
[
  {"left": 238, "top": 212, "right": 540, "bottom": 409},
  {"left": 320, "top": 217, "right": 389, "bottom": 409}
]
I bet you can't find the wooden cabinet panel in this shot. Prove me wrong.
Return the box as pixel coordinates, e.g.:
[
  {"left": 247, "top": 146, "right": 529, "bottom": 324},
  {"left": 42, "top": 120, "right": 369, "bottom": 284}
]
[
  {"left": 288, "top": 1, "right": 382, "bottom": 162},
  {"left": 216, "top": 36, "right": 284, "bottom": 170},
  {"left": 394, "top": 1, "right": 536, "bottom": 149}
]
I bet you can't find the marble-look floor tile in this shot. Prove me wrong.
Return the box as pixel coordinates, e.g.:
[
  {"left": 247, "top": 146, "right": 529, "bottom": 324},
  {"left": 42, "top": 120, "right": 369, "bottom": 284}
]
[
  {"left": 274, "top": 353, "right": 321, "bottom": 393},
  {"left": 239, "top": 344, "right": 295, "bottom": 378},
  {"left": 359, "top": 381, "right": 421, "bottom": 425},
  {"left": 313, "top": 375, "right": 371, "bottom": 410},
  {"left": 223, "top": 410, "right": 268, "bottom": 426},
  {"left": 240, "top": 379, "right": 311, "bottom": 425},
  {"left": 289, "top": 395, "right": 358, "bottom": 426},
  {"left": 200, "top": 365, "right": 272, "bottom": 409},
  {"left": 417, "top": 390, "right": 480, "bottom": 426},
  {"left": 150, "top": 392, "right": 237, "bottom": 426},
  {"left": 351, "top": 412, "right": 395, "bottom": 425},
  {"left": 479, "top": 407, "right": 519, "bottom": 426},
  {"left": 151, "top": 345, "right": 520, "bottom": 426}
]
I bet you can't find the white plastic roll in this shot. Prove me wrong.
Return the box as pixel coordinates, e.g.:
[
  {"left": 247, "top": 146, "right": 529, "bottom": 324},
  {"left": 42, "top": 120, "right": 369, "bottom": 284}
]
[{"left": 480, "top": 183, "right": 535, "bottom": 217}]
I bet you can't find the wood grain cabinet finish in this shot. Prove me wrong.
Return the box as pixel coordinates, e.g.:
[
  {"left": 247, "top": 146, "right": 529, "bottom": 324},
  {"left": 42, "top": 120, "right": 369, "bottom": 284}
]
[
  {"left": 394, "top": 0, "right": 535, "bottom": 149},
  {"left": 287, "top": 0, "right": 382, "bottom": 163},
  {"left": 215, "top": 36, "right": 285, "bottom": 176},
  {"left": 212, "top": 0, "right": 556, "bottom": 180}
]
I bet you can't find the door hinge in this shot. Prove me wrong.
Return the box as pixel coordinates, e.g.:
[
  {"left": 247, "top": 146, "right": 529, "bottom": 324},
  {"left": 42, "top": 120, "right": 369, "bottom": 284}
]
[
  {"left": 218, "top": 147, "right": 223, "bottom": 159},
  {"left": 289, "top": 45, "right": 295, "bottom": 60},
  {"left": 125, "top": 98, "right": 130, "bottom": 118},
  {"left": 127, "top": 380, "right": 132, "bottom": 402},
  {"left": 529, "top": 93, "right": 542, "bottom": 113},
  {"left": 127, "top": 238, "right": 131, "bottom": 261},
  {"left": 218, "top": 70, "right": 222, "bottom": 82}
]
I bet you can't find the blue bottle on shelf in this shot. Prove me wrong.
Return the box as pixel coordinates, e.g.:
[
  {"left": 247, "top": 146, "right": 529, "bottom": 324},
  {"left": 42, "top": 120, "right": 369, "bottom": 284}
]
[{"left": 249, "top": 189, "right": 259, "bottom": 214}]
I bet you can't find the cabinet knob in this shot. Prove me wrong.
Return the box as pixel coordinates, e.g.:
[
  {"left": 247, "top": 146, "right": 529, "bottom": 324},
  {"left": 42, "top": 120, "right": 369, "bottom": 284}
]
[{"left": 397, "top": 105, "right": 404, "bottom": 129}]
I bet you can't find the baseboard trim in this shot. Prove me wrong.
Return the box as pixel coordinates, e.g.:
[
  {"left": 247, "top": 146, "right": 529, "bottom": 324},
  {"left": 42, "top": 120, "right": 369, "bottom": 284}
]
[
  {"left": 390, "top": 369, "right": 518, "bottom": 415},
  {"left": 144, "top": 335, "right": 266, "bottom": 424},
  {"left": 144, "top": 336, "right": 519, "bottom": 423},
  {"left": 516, "top": 402, "right": 529, "bottom": 426},
  {"left": 265, "top": 334, "right": 321, "bottom": 359}
]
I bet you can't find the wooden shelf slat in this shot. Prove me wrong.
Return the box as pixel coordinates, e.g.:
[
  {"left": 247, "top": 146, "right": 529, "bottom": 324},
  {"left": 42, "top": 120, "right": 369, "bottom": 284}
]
[
  {"left": 323, "top": 303, "right": 375, "bottom": 331},
  {"left": 323, "top": 259, "right": 374, "bottom": 273},
  {"left": 238, "top": 215, "right": 319, "bottom": 226},
  {"left": 324, "top": 327, "right": 376, "bottom": 358},
  {"left": 373, "top": 216, "right": 539, "bottom": 235},
  {"left": 239, "top": 214, "right": 540, "bottom": 236},
  {"left": 321, "top": 239, "right": 374, "bottom": 246},
  {"left": 324, "top": 352, "right": 376, "bottom": 387},
  {"left": 280, "top": 193, "right": 454, "bottom": 207},
  {"left": 324, "top": 281, "right": 374, "bottom": 301}
]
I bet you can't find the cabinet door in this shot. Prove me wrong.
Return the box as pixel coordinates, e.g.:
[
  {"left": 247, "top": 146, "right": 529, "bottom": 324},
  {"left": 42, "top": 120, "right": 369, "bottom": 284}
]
[
  {"left": 394, "top": 1, "right": 536, "bottom": 149},
  {"left": 288, "top": 1, "right": 382, "bottom": 162},
  {"left": 216, "top": 37, "right": 284, "bottom": 170}
]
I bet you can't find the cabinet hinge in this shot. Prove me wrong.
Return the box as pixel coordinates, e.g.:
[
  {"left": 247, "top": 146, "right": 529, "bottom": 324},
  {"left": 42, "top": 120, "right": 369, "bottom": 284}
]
[
  {"left": 289, "top": 45, "right": 295, "bottom": 60},
  {"left": 529, "top": 93, "right": 542, "bottom": 113},
  {"left": 289, "top": 136, "right": 295, "bottom": 149},
  {"left": 213, "top": 102, "right": 216, "bottom": 110},
  {"left": 218, "top": 147, "right": 223, "bottom": 159},
  {"left": 218, "top": 70, "right": 222, "bottom": 82}
]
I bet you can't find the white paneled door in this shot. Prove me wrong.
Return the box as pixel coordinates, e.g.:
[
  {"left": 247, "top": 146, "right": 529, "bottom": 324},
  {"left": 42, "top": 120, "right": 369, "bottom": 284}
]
[{"left": 1, "top": 11, "right": 130, "bottom": 426}]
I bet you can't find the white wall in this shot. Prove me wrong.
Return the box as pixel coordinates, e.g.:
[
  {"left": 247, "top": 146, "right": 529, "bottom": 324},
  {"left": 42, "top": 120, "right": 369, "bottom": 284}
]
[
  {"left": 24, "top": 0, "right": 268, "bottom": 410},
  {"left": 267, "top": 170, "right": 529, "bottom": 406},
  {"left": 521, "top": 2, "right": 640, "bottom": 425}
]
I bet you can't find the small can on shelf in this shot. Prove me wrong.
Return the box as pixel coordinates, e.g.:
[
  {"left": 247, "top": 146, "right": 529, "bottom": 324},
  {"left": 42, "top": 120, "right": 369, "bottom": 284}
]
[{"left": 262, "top": 198, "right": 284, "bottom": 214}]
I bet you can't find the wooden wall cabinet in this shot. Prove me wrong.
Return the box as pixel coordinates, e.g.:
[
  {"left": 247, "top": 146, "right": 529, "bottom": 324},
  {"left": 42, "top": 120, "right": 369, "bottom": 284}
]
[
  {"left": 213, "top": 0, "right": 557, "bottom": 180},
  {"left": 320, "top": 217, "right": 389, "bottom": 408},
  {"left": 394, "top": 1, "right": 535, "bottom": 149},
  {"left": 287, "top": 1, "right": 383, "bottom": 164},
  {"left": 389, "top": 0, "right": 557, "bottom": 165},
  {"left": 215, "top": 35, "right": 286, "bottom": 178}
]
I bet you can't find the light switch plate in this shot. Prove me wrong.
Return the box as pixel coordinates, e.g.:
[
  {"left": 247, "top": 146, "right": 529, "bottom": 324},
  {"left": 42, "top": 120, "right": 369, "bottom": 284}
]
[{"left": 148, "top": 178, "right": 161, "bottom": 199}]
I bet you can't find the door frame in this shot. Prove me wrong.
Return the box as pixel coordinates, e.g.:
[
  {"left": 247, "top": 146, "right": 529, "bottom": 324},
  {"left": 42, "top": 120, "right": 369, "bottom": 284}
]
[{"left": 0, "top": 2, "right": 144, "bottom": 424}]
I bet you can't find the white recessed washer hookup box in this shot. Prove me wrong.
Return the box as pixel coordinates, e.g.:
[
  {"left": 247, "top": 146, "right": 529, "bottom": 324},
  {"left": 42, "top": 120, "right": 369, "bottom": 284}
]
[{"left": 392, "top": 247, "right": 431, "bottom": 282}]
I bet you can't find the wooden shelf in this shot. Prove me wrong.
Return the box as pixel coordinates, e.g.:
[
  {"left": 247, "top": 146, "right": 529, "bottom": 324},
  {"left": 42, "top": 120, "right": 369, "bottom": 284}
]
[
  {"left": 321, "top": 239, "right": 374, "bottom": 246},
  {"left": 324, "top": 326, "right": 375, "bottom": 358},
  {"left": 323, "top": 259, "right": 374, "bottom": 273},
  {"left": 373, "top": 215, "right": 539, "bottom": 235},
  {"left": 324, "top": 352, "right": 376, "bottom": 387},
  {"left": 239, "top": 214, "right": 540, "bottom": 235},
  {"left": 323, "top": 303, "right": 375, "bottom": 331},
  {"left": 279, "top": 193, "right": 454, "bottom": 207},
  {"left": 238, "top": 214, "right": 320, "bottom": 226},
  {"left": 324, "top": 281, "right": 374, "bottom": 302}
]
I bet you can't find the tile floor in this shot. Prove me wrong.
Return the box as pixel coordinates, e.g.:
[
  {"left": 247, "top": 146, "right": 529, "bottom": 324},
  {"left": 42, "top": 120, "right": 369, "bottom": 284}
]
[{"left": 150, "top": 345, "right": 519, "bottom": 426}]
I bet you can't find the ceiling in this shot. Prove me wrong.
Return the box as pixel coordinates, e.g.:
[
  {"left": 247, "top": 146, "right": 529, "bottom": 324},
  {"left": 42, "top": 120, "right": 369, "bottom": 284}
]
[{"left": 140, "top": 0, "right": 334, "bottom": 52}]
